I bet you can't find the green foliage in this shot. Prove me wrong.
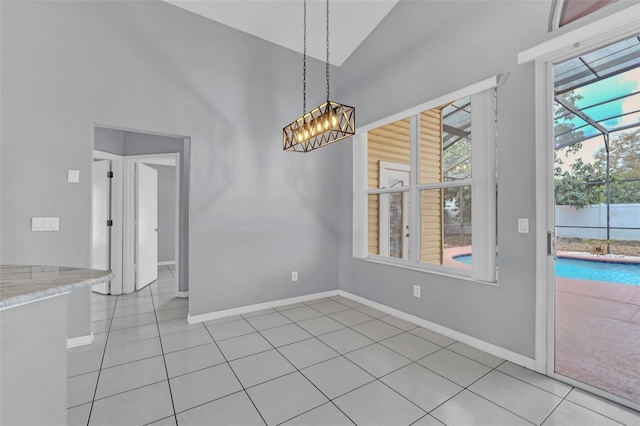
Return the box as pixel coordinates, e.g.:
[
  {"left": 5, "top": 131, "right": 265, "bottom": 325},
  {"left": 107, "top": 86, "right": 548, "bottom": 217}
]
[
  {"left": 442, "top": 136, "right": 471, "bottom": 224},
  {"left": 554, "top": 130, "right": 640, "bottom": 208}
]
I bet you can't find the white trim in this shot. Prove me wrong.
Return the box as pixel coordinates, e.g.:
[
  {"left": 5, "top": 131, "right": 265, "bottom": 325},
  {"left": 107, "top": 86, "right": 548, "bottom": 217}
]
[
  {"left": 353, "top": 133, "right": 368, "bottom": 258},
  {"left": 140, "top": 158, "right": 176, "bottom": 167},
  {"left": 409, "top": 116, "right": 420, "bottom": 264},
  {"left": 177, "top": 291, "right": 189, "bottom": 298},
  {"left": 67, "top": 333, "right": 94, "bottom": 349},
  {"left": 550, "top": 0, "right": 562, "bottom": 31},
  {"left": 518, "top": 3, "right": 640, "bottom": 64},
  {"left": 93, "top": 149, "right": 124, "bottom": 295},
  {"left": 356, "top": 76, "right": 497, "bottom": 134},
  {"left": 554, "top": 374, "right": 640, "bottom": 412},
  {"left": 157, "top": 261, "right": 176, "bottom": 266},
  {"left": 187, "top": 290, "right": 339, "bottom": 324},
  {"left": 354, "top": 256, "right": 499, "bottom": 286},
  {"left": 123, "top": 158, "right": 135, "bottom": 293},
  {"left": 529, "top": 10, "right": 640, "bottom": 410},
  {"left": 338, "top": 290, "right": 536, "bottom": 370},
  {"left": 534, "top": 58, "right": 557, "bottom": 376},
  {"left": 123, "top": 152, "right": 180, "bottom": 162},
  {"left": 471, "top": 89, "right": 497, "bottom": 283}
]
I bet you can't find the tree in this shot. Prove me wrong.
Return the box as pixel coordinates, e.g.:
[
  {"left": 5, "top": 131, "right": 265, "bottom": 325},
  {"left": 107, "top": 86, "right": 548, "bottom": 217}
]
[
  {"left": 442, "top": 137, "right": 471, "bottom": 226},
  {"left": 555, "top": 130, "right": 640, "bottom": 208},
  {"left": 554, "top": 157, "right": 604, "bottom": 208}
]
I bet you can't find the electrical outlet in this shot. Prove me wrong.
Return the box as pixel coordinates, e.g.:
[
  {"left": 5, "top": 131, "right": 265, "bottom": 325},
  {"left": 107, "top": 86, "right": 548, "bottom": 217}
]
[
  {"left": 413, "top": 285, "right": 421, "bottom": 298},
  {"left": 291, "top": 271, "right": 298, "bottom": 282}
]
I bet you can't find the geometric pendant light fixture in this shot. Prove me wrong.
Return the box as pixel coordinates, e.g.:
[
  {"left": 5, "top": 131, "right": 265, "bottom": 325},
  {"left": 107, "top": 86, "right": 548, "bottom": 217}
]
[{"left": 283, "top": 0, "right": 355, "bottom": 152}]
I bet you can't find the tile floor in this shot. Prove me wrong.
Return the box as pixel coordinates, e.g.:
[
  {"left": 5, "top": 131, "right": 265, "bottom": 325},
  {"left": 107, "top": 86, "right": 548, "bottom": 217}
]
[{"left": 68, "top": 266, "right": 640, "bottom": 425}]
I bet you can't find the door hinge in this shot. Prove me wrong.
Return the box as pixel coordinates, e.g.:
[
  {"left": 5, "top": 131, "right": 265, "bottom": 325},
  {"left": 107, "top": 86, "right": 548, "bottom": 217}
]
[
  {"left": 107, "top": 171, "right": 114, "bottom": 178},
  {"left": 547, "top": 230, "right": 556, "bottom": 256},
  {"left": 107, "top": 220, "right": 113, "bottom": 227}
]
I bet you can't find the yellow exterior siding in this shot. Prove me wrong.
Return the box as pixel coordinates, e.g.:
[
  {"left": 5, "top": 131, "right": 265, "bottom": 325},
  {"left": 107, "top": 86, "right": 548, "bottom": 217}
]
[
  {"left": 419, "top": 110, "right": 443, "bottom": 264},
  {"left": 367, "top": 118, "right": 411, "bottom": 255},
  {"left": 367, "top": 109, "right": 444, "bottom": 263}
]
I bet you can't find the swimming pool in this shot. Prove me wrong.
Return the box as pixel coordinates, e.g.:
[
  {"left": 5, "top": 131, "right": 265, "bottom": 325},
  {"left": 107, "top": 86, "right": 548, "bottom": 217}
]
[{"left": 453, "top": 254, "right": 640, "bottom": 285}]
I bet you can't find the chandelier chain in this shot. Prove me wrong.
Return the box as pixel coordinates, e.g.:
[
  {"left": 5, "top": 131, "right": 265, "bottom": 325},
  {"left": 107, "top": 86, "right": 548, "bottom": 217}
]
[
  {"left": 303, "top": 0, "right": 307, "bottom": 114},
  {"left": 326, "top": 0, "right": 330, "bottom": 102}
]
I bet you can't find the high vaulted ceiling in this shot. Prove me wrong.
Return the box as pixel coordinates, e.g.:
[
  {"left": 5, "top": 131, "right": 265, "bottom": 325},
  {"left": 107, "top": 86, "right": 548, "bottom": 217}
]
[{"left": 163, "top": 0, "right": 399, "bottom": 66}]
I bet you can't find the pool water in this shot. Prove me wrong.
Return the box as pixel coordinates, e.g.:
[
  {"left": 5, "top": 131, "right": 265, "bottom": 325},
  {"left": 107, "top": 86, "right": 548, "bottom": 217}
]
[{"left": 453, "top": 255, "right": 640, "bottom": 285}]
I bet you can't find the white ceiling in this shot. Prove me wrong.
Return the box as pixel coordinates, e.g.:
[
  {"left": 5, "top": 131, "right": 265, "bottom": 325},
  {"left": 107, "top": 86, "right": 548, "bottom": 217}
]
[{"left": 163, "top": 0, "right": 399, "bottom": 66}]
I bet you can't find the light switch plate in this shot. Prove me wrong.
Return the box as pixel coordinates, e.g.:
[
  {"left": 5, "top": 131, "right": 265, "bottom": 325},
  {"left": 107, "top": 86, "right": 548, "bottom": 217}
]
[
  {"left": 32, "top": 217, "right": 59, "bottom": 231},
  {"left": 518, "top": 218, "right": 529, "bottom": 234},
  {"left": 68, "top": 170, "right": 80, "bottom": 183}
]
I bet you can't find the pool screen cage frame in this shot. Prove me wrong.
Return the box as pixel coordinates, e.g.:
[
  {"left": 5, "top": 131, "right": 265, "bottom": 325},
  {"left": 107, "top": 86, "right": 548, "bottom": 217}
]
[{"left": 553, "top": 34, "right": 640, "bottom": 253}]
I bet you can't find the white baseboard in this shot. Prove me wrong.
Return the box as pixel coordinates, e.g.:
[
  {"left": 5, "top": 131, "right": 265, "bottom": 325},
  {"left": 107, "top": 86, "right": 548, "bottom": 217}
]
[
  {"left": 187, "top": 290, "right": 339, "bottom": 324},
  {"left": 177, "top": 291, "right": 189, "bottom": 298},
  {"left": 338, "top": 290, "right": 536, "bottom": 370},
  {"left": 158, "top": 261, "right": 176, "bottom": 266},
  {"left": 67, "top": 333, "right": 95, "bottom": 349}
]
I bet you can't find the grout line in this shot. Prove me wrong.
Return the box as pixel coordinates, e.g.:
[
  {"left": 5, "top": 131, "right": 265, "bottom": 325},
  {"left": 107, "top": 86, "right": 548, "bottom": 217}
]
[
  {"left": 201, "top": 318, "right": 269, "bottom": 426},
  {"left": 149, "top": 289, "right": 178, "bottom": 422},
  {"left": 243, "top": 312, "right": 360, "bottom": 425},
  {"left": 554, "top": 391, "right": 630, "bottom": 426},
  {"left": 78, "top": 292, "right": 634, "bottom": 425},
  {"left": 85, "top": 293, "right": 118, "bottom": 426}
]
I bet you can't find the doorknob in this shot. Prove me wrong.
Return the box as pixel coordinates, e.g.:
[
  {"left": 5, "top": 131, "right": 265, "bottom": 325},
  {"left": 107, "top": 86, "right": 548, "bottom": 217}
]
[{"left": 155, "top": 228, "right": 160, "bottom": 232}]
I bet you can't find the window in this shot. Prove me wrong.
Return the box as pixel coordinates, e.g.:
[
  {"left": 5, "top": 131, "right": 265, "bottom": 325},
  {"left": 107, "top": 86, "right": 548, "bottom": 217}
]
[{"left": 354, "top": 82, "right": 497, "bottom": 282}]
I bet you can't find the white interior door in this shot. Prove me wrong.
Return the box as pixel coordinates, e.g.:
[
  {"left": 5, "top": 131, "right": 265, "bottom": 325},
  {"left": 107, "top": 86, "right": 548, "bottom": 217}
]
[
  {"left": 136, "top": 163, "right": 158, "bottom": 290},
  {"left": 92, "top": 159, "right": 111, "bottom": 294}
]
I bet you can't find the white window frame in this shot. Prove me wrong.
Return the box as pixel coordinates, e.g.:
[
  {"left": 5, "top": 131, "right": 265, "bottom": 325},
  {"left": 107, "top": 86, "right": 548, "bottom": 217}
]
[{"left": 353, "top": 77, "right": 497, "bottom": 283}]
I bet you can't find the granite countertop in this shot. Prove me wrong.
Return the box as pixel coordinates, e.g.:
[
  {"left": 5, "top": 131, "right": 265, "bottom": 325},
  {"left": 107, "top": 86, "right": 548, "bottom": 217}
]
[{"left": 0, "top": 265, "right": 113, "bottom": 309}]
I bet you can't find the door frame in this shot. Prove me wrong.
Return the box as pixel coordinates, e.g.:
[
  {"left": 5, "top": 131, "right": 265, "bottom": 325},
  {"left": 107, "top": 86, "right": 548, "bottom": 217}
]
[
  {"left": 519, "top": 2, "right": 640, "bottom": 409},
  {"left": 379, "top": 161, "right": 410, "bottom": 259},
  {"left": 92, "top": 150, "right": 124, "bottom": 294},
  {"left": 123, "top": 153, "right": 180, "bottom": 294}
]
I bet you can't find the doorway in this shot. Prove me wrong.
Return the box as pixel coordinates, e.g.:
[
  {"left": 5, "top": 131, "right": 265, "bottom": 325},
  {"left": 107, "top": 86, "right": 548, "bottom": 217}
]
[
  {"left": 532, "top": 27, "right": 640, "bottom": 410},
  {"left": 124, "top": 154, "right": 180, "bottom": 293},
  {"left": 551, "top": 34, "right": 640, "bottom": 406},
  {"left": 92, "top": 150, "right": 124, "bottom": 294},
  {"left": 92, "top": 126, "right": 189, "bottom": 297}
]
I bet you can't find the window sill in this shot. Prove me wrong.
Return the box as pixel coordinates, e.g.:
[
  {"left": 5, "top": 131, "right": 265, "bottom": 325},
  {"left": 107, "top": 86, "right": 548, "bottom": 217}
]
[{"left": 353, "top": 255, "right": 498, "bottom": 287}]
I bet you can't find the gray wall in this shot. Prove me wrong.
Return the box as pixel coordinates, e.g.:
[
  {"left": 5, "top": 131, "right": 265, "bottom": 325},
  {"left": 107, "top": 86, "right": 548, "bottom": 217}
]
[
  {"left": 1, "top": 295, "right": 68, "bottom": 425},
  {"left": 94, "top": 127, "right": 124, "bottom": 156},
  {"left": 148, "top": 164, "right": 176, "bottom": 263},
  {"left": 333, "top": 0, "right": 638, "bottom": 358},
  {"left": 2, "top": 0, "right": 637, "bottom": 360},
  {"left": 1, "top": 1, "right": 341, "bottom": 316}
]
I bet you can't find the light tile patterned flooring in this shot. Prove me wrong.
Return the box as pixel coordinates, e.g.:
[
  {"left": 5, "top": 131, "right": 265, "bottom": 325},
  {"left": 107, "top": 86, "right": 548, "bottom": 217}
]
[{"left": 68, "top": 266, "right": 640, "bottom": 425}]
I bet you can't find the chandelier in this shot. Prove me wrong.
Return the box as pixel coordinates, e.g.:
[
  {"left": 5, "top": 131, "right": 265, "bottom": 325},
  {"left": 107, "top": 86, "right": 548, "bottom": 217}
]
[{"left": 283, "top": 0, "right": 355, "bottom": 152}]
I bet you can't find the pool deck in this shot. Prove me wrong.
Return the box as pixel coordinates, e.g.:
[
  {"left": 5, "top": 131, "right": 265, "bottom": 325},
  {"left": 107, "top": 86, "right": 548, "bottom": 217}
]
[
  {"left": 443, "top": 245, "right": 640, "bottom": 404},
  {"left": 556, "top": 276, "right": 640, "bottom": 404}
]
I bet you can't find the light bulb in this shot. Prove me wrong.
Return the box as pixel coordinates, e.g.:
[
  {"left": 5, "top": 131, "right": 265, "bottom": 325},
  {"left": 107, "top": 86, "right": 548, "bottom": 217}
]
[
  {"left": 316, "top": 120, "right": 323, "bottom": 133},
  {"left": 330, "top": 110, "right": 338, "bottom": 127},
  {"left": 323, "top": 116, "right": 330, "bottom": 130}
]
